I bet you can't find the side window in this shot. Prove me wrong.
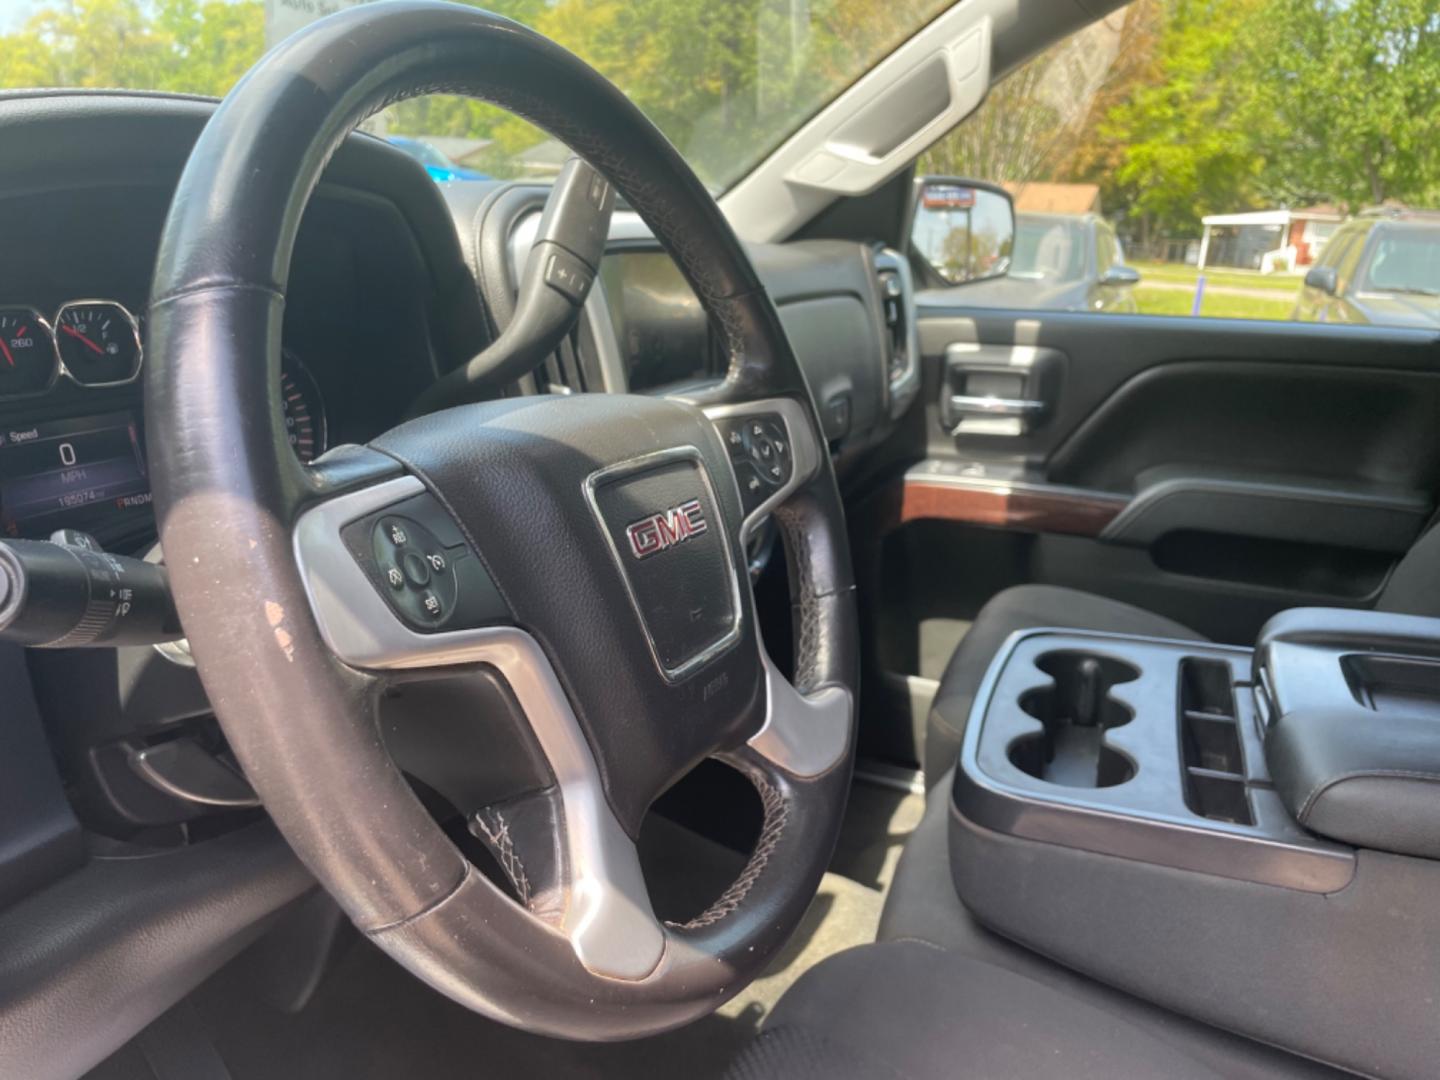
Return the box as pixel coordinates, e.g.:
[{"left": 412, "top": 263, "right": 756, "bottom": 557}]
[{"left": 910, "top": 0, "right": 1439, "bottom": 328}]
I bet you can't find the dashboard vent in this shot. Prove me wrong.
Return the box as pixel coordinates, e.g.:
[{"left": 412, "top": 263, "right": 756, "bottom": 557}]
[
  {"left": 871, "top": 247, "right": 920, "bottom": 420},
  {"left": 540, "top": 309, "right": 613, "bottom": 395},
  {"left": 875, "top": 265, "right": 907, "bottom": 384},
  {"left": 540, "top": 327, "right": 585, "bottom": 394}
]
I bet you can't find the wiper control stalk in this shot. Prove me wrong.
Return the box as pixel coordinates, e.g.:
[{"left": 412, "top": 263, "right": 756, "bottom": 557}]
[{"left": 0, "top": 531, "right": 181, "bottom": 648}]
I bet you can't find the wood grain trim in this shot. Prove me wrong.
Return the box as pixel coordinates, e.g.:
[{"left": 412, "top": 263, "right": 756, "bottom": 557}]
[{"left": 896, "top": 478, "right": 1127, "bottom": 538}]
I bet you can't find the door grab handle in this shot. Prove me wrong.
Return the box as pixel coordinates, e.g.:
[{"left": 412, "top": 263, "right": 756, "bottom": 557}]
[{"left": 947, "top": 395, "right": 1045, "bottom": 419}]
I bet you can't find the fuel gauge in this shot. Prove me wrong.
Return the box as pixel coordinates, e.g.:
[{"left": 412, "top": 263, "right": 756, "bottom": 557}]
[
  {"left": 0, "top": 307, "right": 58, "bottom": 398},
  {"left": 55, "top": 300, "right": 142, "bottom": 386}
]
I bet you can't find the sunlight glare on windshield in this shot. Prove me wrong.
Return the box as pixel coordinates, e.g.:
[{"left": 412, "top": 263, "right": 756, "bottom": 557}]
[{"left": 0, "top": 0, "right": 954, "bottom": 192}]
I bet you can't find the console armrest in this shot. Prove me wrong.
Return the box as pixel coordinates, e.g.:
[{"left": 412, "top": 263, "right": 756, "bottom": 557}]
[
  {"left": 1259, "top": 607, "right": 1440, "bottom": 859},
  {"left": 1268, "top": 704, "right": 1440, "bottom": 859}
]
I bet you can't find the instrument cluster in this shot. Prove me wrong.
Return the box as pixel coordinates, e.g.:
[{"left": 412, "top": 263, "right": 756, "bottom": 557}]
[
  {"left": 0, "top": 300, "right": 142, "bottom": 394},
  {"left": 0, "top": 298, "right": 328, "bottom": 545}
]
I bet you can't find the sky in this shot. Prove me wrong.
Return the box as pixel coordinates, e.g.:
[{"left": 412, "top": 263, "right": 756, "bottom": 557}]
[{"left": 0, "top": 0, "right": 35, "bottom": 31}]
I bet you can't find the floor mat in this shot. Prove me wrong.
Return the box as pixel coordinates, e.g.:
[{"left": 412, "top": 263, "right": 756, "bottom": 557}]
[{"left": 180, "top": 780, "right": 925, "bottom": 1080}]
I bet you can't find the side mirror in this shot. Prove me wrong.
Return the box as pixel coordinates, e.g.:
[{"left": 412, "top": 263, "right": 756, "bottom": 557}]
[
  {"left": 1304, "top": 265, "right": 1339, "bottom": 296},
  {"left": 1099, "top": 265, "right": 1141, "bottom": 287},
  {"left": 910, "top": 177, "right": 1015, "bottom": 286}
]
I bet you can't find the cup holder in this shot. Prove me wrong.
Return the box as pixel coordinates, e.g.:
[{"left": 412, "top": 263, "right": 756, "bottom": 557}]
[{"left": 1009, "top": 651, "right": 1138, "bottom": 788}]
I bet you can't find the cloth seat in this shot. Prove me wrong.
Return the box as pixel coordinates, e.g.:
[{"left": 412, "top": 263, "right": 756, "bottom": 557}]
[
  {"left": 726, "top": 941, "right": 1235, "bottom": 1080},
  {"left": 924, "top": 584, "right": 1205, "bottom": 784},
  {"left": 725, "top": 775, "right": 1346, "bottom": 1080}
]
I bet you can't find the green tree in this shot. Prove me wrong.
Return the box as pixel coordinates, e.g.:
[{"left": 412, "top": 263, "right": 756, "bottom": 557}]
[
  {"left": 1253, "top": 0, "right": 1440, "bottom": 209},
  {"left": 0, "top": 0, "right": 263, "bottom": 96},
  {"left": 1098, "top": 0, "right": 1271, "bottom": 234}
]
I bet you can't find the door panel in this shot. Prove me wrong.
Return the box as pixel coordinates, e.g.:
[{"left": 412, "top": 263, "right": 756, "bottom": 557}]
[{"left": 852, "top": 304, "right": 1440, "bottom": 766}]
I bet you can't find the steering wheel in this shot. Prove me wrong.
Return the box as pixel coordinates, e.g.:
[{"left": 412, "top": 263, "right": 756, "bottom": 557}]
[{"left": 145, "top": 0, "right": 856, "bottom": 1040}]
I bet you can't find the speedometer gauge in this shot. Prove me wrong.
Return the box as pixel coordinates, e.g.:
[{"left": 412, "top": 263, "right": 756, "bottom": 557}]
[{"left": 280, "top": 353, "right": 327, "bottom": 464}]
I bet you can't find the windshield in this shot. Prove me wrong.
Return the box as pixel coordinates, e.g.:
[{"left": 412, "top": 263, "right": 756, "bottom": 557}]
[
  {"left": 1011, "top": 218, "right": 1085, "bottom": 282},
  {"left": 388, "top": 138, "right": 454, "bottom": 170},
  {"left": 1361, "top": 228, "right": 1440, "bottom": 296},
  {"left": 0, "top": 0, "right": 953, "bottom": 192}
]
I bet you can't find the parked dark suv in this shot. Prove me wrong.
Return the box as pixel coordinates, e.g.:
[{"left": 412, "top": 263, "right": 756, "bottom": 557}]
[{"left": 1293, "top": 210, "right": 1440, "bottom": 328}]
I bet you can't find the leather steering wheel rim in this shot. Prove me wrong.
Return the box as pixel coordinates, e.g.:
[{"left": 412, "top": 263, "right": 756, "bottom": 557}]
[{"left": 146, "top": 0, "right": 857, "bottom": 1039}]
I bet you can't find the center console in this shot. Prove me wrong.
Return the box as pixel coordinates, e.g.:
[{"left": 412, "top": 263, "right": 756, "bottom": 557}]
[{"left": 949, "top": 608, "right": 1440, "bottom": 1080}]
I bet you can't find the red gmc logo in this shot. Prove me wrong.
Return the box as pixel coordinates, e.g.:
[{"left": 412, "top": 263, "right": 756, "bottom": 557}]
[{"left": 625, "top": 499, "right": 708, "bottom": 559}]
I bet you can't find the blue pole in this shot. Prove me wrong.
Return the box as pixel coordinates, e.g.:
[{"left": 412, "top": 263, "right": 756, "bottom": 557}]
[{"left": 1191, "top": 274, "right": 1206, "bottom": 316}]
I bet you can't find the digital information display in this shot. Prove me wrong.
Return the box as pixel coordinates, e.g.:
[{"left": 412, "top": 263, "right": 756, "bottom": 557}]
[
  {"left": 0, "top": 411, "right": 151, "bottom": 543},
  {"left": 598, "top": 251, "right": 711, "bottom": 392}
]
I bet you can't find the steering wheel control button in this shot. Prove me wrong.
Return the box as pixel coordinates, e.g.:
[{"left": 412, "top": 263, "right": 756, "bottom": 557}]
[
  {"left": 402, "top": 550, "right": 432, "bottom": 588},
  {"left": 338, "top": 491, "right": 508, "bottom": 634},
  {"left": 389, "top": 491, "right": 466, "bottom": 548},
  {"left": 543, "top": 248, "right": 594, "bottom": 304},
  {"left": 717, "top": 412, "right": 794, "bottom": 513}
]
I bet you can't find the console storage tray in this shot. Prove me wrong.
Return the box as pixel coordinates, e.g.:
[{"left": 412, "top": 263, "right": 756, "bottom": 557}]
[{"left": 954, "top": 629, "right": 1352, "bottom": 892}]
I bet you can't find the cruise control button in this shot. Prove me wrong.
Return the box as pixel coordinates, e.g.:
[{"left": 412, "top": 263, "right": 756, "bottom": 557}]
[
  {"left": 426, "top": 551, "right": 447, "bottom": 574},
  {"left": 731, "top": 460, "right": 767, "bottom": 508},
  {"left": 383, "top": 519, "right": 409, "bottom": 547},
  {"left": 543, "top": 248, "right": 593, "bottom": 303},
  {"left": 389, "top": 493, "right": 466, "bottom": 548},
  {"left": 420, "top": 590, "right": 443, "bottom": 619},
  {"left": 384, "top": 564, "right": 405, "bottom": 590},
  {"left": 402, "top": 551, "right": 431, "bottom": 587}
]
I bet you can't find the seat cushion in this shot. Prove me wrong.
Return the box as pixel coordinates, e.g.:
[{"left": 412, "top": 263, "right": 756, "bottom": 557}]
[
  {"left": 875, "top": 773, "right": 1346, "bottom": 1080},
  {"left": 726, "top": 941, "right": 1230, "bottom": 1080},
  {"left": 925, "top": 585, "right": 1205, "bottom": 784}
]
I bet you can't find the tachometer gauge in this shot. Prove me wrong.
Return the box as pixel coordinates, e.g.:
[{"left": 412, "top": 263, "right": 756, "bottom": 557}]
[
  {"left": 280, "top": 353, "right": 327, "bottom": 464},
  {"left": 54, "top": 300, "right": 142, "bottom": 386},
  {"left": 0, "top": 307, "right": 59, "bottom": 397}
]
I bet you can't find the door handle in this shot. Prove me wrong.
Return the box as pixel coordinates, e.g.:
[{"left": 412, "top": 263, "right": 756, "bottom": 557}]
[{"left": 947, "top": 394, "right": 1045, "bottom": 419}]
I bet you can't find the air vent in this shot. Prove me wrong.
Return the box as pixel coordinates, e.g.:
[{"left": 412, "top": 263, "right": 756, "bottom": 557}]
[
  {"left": 540, "top": 327, "right": 584, "bottom": 395},
  {"left": 871, "top": 247, "right": 919, "bottom": 419},
  {"left": 540, "top": 311, "right": 614, "bottom": 395}
]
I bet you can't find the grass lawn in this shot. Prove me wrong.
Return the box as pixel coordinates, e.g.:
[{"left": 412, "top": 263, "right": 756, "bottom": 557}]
[
  {"left": 1133, "top": 286, "right": 1297, "bottom": 321},
  {"left": 1130, "top": 260, "right": 1302, "bottom": 293}
]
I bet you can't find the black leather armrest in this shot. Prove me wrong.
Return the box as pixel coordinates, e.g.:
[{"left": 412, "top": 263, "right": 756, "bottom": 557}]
[
  {"left": 1268, "top": 705, "right": 1440, "bottom": 859},
  {"left": 1260, "top": 608, "right": 1440, "bottom": 859},
  {"left": 1101, "top": 465, "right": 1431, "bottom": 552}
]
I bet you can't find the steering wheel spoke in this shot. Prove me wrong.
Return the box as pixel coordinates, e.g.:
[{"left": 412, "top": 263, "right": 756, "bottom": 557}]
[
  {"left": 293, "top": 473, "right": 665, "bottom": 978},
  {"left": 749, "top": 649, "right": 851, "bottom": 778},
  {"left": 468, "top": 783, "right": 664, "bottom": 981},
  {"left": 699, "top": 395, "right": 826, "bottom": 545},
  {"left": 293, "top": 474, "right": 513, "bottom": 669}
]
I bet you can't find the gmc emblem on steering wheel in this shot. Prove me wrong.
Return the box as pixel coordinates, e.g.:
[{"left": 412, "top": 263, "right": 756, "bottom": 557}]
[{"left": 625, "top": 499, "right": 708, "bottom": 559}]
